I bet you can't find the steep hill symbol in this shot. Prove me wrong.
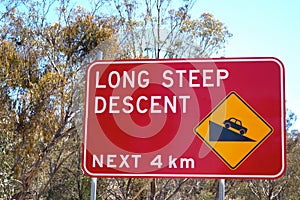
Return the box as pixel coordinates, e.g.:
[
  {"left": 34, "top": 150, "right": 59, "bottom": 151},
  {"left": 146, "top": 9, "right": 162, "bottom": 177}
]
[{"left": 209, "top": 120, "right": 255, "bottom": 142}]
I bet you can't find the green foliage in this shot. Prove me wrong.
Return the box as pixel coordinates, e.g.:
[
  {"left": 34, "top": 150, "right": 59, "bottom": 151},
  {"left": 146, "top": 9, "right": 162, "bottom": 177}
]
[
  {"left": 0, "top": 0, "right": 297, "bottom": 199},
  {"left": 286, "top": 108, "right": 297, "bottom": 131},
  {"left": 111, "top": 0, "right": 232, "bottom": 58},
  {"left": 0, "top": 0, "right": 114, "bottom": 198}
]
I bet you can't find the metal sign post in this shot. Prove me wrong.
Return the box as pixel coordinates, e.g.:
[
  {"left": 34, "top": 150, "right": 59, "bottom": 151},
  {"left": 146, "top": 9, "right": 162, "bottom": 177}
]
[
  {"left": 90, "top": 178, "right": 97, "bottom": 200},
  {"left": 218, "top": 179, "right": 225, "bottom": 200}
]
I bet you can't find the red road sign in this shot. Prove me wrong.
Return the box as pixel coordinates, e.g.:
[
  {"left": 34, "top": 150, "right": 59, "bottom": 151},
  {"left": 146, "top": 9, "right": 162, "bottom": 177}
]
[{"left": 82, "top": 58, "right": 285, "bottom": 179}]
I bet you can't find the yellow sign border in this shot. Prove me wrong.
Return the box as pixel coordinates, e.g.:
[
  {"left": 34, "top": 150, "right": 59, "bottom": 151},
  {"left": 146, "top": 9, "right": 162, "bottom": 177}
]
[{"left": 194, "top": 91, "right": 274, "bottom": 170}]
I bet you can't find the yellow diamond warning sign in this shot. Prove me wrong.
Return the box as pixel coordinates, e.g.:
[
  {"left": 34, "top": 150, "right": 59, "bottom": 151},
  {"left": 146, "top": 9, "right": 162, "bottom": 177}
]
[{"left": 194, "top": 92, "right": 273, "bottom": 170}]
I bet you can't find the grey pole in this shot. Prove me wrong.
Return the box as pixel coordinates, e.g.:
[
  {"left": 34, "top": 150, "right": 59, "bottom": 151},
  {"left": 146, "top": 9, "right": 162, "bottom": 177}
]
[
  {"left": 90, "top": 50, "right": 103, "bottom": 200},
  {"left": 218, "top": 179, "right": 225, "bottom": 200},
  {"left": 90, "top": 177, "right": 97, "bottom": 200}
]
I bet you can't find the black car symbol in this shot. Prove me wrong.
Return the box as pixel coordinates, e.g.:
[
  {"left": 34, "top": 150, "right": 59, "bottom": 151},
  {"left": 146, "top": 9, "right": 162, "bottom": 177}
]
[{"left": 223, "top": 117, "right": 248, "bottom": 135}]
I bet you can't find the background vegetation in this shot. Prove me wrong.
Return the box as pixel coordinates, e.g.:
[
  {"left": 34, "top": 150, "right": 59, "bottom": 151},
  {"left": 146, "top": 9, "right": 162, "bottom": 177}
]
[{"left": 0, "top": 0, "right": 298, "bottom": 199}]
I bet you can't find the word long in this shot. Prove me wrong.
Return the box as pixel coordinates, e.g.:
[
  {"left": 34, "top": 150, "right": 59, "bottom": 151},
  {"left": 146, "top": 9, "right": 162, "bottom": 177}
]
[{"left": 95, "top": 69, "right": 229, "bottom": 89}]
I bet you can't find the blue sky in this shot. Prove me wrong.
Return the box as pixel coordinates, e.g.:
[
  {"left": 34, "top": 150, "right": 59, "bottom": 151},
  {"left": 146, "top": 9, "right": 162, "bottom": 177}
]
[
  {"left": 2, "top": 0, "right": 298, "bottom": 130},
  {"left": 77, "top": 0, "right": 300, "bottom": 130},
  {"left": 192, "top": 0, "right": 300, "bottom": 130}
]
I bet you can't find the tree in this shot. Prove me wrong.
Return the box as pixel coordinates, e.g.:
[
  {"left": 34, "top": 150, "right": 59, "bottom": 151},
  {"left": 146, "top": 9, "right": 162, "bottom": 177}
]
[
  {"left": 0, "top": 0, "right": 115, "bottom": 198},
  {"left": 286, "top": 108, "right": 297, "bottom": 132},
  {"left": 111, "top": 0, "right": 232, "bottom": 59},
  {"left": 3, "top": 1, "right": 299, "bottom": 199},
  {"left": 0, "top": 0, "right": 233, "bottom": 199}
]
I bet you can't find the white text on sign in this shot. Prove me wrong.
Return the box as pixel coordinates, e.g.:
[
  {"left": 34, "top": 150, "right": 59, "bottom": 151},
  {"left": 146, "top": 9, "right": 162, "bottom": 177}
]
[
  {"left": 94, "top": 68, "right": 229, "bottom": 114},
  {"left": 92, "top": 154, "right": 195, "bottom": 169},
  {"left": 96, "top": 69, "right": 229, "bottom": 88}
]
